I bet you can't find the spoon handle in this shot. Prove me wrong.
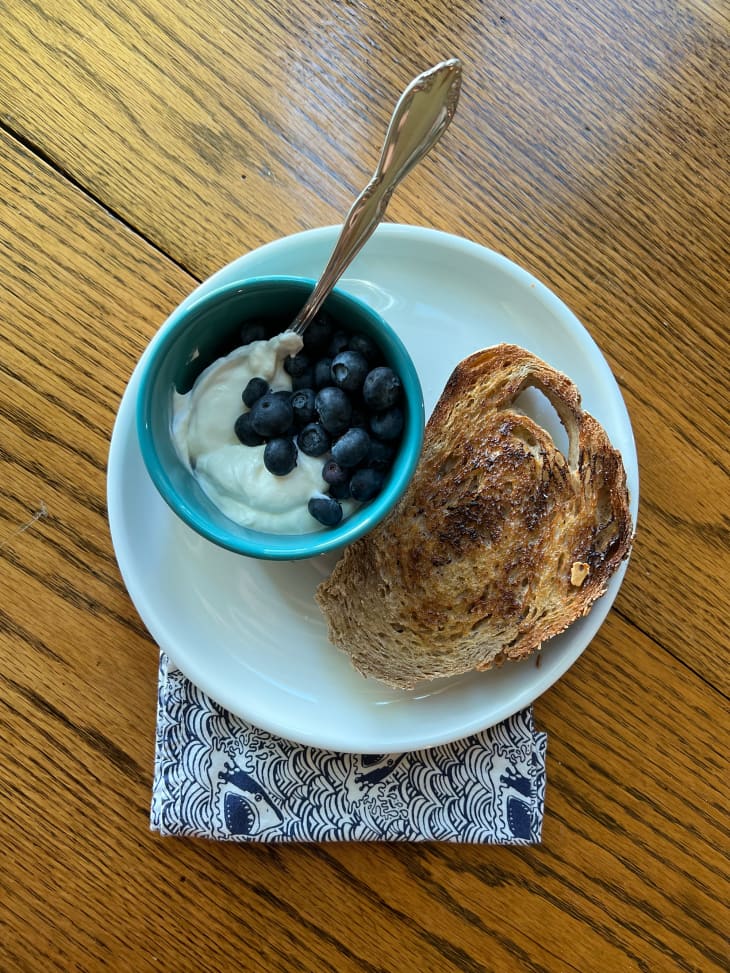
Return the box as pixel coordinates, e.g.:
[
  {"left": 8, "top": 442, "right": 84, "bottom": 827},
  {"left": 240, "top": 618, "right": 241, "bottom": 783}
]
[{"left": 290, "top": 58, "right": 462, "bottom": 335}]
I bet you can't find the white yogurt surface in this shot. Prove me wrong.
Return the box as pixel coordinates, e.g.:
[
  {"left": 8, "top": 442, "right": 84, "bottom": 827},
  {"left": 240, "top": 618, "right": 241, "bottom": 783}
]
[{"left": 172, "top": 333, "right": 330, "bottom": 533}]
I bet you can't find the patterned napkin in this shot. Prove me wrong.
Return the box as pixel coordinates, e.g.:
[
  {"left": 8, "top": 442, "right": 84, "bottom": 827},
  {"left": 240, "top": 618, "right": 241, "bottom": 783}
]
[{"left": 150, "top": 653, "right": 547, "bottom": 843}]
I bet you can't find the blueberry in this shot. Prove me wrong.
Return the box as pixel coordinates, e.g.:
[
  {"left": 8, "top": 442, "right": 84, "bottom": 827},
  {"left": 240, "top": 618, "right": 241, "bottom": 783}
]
[
  {"left": 315, "top": 386, "right": 352, "bottom": 436},
  {"left": 234, "top": 411, "right": 265, "bottom": 447},
  {"left": 328, "top": 479, "right": 352, "bottom": 501},
  {"left": 322, "top": 460, "right": 350, "bottom": 488},
  {"left": 363, "top": 366, "right": 402, "bottom": 411},
  {"left": 240, "top": 321, "right": 267, "bottom": 344},
  {"left": 331, "top": 427, "right": 370, "bottom": 468},
  {"left": 327, "top": 330, "right": 350, "bottom": 357},
  {"left": 263, "top": 437, "right": 297, "bottom": 476},
  {"left": 291, "top": 368, "right": 315, "bottom": 391},
  {"left": 242, "top": 376, "right": 269, "bottom": 408},
  {"left": 291, "top": 388, "right": 317, "bottom": 427},
  {"left": 283, "top": 352, "right": 311, "bottom": 378},
  {"left": 302, "top": 315, "right": 333, "bottom": 355},
  {"left": 314, "top": 357, "right": 333, "bottom": 389},
  {"left": 350, "top": 468, "right": 385, "bottom": 501},
  {"left": 297, "top": 422, "right": 331, "bottom": 457},
  {"left": 365, "top": 437, "right": 396, "bottom": 471},
  {"left": 308, "top": 495, "right": 343, "bottom": 527},
  {"left": 370, "top": 406, "right": 404, "bottom": 441},
  {"left": 267, "top": 389, "right": 295, "bottom": 422},
  {"left": 331, "top": 350, "right": 369, "bottom": 392},
  {"left": 250, "top": 392, "right": 294, "bottom": 437},
  {"left": 348, "top": 332, "right": 381, "bottom": 364}
]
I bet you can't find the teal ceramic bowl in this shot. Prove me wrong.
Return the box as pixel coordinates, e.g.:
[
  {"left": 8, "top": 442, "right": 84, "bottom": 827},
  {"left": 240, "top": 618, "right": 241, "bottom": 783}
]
[{"left": 136, "top": 276, "right": 425, "bottom": 559}]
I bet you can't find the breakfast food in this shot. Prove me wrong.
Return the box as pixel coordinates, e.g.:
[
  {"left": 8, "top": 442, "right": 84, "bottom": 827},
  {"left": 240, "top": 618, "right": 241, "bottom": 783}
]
[
  {"left": 316, "top": 344, "right": 633, "bottom": 688},
  {"left": 172, "top": 315, "right": 405, "bottom": 533}
]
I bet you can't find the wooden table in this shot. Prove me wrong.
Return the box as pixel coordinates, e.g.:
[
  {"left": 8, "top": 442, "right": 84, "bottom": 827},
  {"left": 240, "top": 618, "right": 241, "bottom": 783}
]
[{"left": 2, "top": 1, "right": 727, "bottom": 970}]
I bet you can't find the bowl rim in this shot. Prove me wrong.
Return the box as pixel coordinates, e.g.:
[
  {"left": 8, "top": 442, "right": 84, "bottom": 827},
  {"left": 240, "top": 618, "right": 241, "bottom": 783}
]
[{"left": 136, "top": 274, "right": 425, "bottom": 559}]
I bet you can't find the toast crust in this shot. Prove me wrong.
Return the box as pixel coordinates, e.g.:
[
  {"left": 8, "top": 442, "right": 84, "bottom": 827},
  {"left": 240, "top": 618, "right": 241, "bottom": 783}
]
[{"left": 316, "top": 344, "right": 634, "bottom": 689}]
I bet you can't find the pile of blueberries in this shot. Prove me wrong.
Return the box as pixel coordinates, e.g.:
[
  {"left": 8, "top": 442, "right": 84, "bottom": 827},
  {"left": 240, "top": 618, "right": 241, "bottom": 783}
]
[{"left": 233, "top": 315, "right": 405, "bottom": 527}]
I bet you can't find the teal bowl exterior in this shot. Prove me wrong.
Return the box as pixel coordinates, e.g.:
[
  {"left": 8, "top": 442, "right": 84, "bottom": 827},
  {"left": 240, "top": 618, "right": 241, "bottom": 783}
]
[{"left": 136, "top": 276, "right": 425, "bottom": 559}]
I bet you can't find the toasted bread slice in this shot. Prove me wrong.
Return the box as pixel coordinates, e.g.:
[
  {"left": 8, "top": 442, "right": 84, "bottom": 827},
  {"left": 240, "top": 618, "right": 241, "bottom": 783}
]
[{"left": 316, "top": 344, "right": 633, "bottom": 689}]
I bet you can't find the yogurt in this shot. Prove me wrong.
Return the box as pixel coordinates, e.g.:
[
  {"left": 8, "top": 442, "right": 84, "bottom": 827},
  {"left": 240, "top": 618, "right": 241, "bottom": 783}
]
[{"left": 172, "top": 333, "right": 330, "bottom": 533}]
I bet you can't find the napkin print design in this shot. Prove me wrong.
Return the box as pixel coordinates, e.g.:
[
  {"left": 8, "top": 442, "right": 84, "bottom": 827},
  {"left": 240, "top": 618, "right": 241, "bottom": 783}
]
[{"left": 151, "top": 654, "right": 547, "bottom": 844}]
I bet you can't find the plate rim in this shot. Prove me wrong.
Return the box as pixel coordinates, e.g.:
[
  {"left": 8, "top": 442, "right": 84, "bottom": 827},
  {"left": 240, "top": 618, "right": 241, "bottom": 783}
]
[{"left": 108, "top": 223, "right": 638, "bottom": 752}]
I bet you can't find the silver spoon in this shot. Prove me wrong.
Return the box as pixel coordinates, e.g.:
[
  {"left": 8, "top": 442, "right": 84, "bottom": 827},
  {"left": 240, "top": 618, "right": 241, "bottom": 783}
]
[{"left": 289, "top": 58, "right": 462, "bottom": 335}]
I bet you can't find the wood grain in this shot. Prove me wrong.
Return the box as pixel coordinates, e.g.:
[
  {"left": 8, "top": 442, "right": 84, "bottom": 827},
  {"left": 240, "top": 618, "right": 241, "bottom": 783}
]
[
  {"left": 2, "top": 0, "right": 727, "bottom": 690},
  {"left": 1, "top": 1, "right": 728, "bottom": 970}
]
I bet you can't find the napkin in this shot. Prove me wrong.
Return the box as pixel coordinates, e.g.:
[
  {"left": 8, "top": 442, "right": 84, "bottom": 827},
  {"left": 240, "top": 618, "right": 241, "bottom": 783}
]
[{"left": 150, "top": 653, "right": 547, "bottom": 843}]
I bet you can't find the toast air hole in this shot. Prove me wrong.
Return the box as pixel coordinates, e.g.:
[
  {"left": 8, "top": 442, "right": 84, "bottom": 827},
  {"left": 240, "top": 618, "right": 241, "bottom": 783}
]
[
  {"left": 511, "top": 385, "right": 570, "bottom": 463},
  {"left": 436, "top": 453, "right": 459, "bottom": 478}
]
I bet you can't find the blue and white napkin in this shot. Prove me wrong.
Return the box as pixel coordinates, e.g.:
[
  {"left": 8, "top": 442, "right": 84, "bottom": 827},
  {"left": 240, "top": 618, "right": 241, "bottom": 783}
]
[{"left": 150, "top": 653, "right": 547, "bottom": 843}]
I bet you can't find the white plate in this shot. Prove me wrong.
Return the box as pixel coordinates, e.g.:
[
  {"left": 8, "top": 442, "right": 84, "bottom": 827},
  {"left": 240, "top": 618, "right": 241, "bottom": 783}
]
[{"left": 108, "top": 225, "right": 638, "bottom": 753}]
